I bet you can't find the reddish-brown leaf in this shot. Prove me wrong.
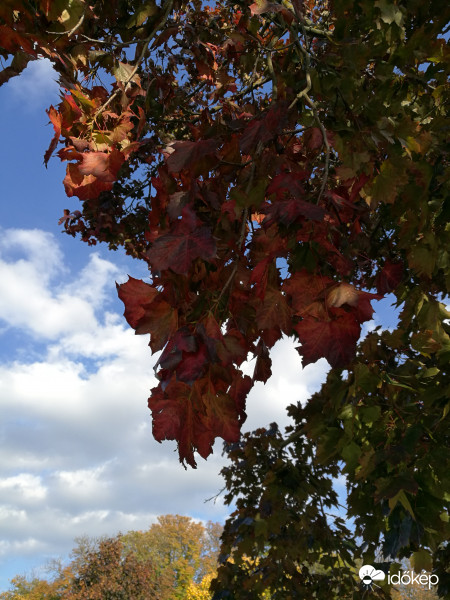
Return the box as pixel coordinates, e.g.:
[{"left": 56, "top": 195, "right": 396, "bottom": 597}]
[
  {"left": 283, "top": 270, "right": 332, "bottom": 318},
  {"left": 44, "top": 106, "right": 62, "bottom": 165},
  {"left": 376, "top": 260, "right": 404, "bottom": 294},
  {"left": 327, "top": 283, "right": 382, "bottom": 322},
  {"left": 166, "top": 139, "right": 218, "bottom": 173},
  {"left": 116, "top": 277, "right": 158, "bottom": 329},
  {"left": 63, "top": 163, "right": 113, "bottom": 200},
  {"left": 147, "top": 207, "right": 216, "bottom": 274},
  {"left": 294, "top": 313, "right": 360, "bottom": 368},
  {"left": 78, "top": 150, "right": 125, "bottom": 182}
]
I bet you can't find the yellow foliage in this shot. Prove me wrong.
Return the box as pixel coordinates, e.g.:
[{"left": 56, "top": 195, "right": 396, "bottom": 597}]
[{"left": 185, "top": 573, "right": 215, "bottom": 600}]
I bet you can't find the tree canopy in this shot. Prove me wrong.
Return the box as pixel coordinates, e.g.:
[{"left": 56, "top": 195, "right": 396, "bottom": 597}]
[
  {"left": 0, "top": 516, "right": 222, "bottom": 600},
  {"left": 1, "top": 0, "right": 449, "bottom": 597}
]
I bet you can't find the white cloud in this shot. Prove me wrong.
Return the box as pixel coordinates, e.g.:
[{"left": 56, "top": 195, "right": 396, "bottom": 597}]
[
  {"left": 0, "top": 474, "right": 47, "bottom": 503},
  {"left": 5, "top": 59, "right": 59, "bottom": 109},
  {"left": 0, "top": 227, "right": 329, "bottom": 590}
]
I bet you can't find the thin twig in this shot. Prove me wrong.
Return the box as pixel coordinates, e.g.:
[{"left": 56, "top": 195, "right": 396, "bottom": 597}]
[
  {"left": 215, "top": 156, "right": 259, "bottom": 306},
  {"left": 47, "top": 9, "right": 86, "bottom": 38},
  {"left": 92, "top": 0, "right": 174, "bottom": 124},
  {"left": 289, "top": 23, "right": 330, "bottom": 203},
  {"left": 266, "top": 51, "right": 277, "bottom": 101},
  {"left": 204, "top": 486, "right": 226, "bottom": 503}
]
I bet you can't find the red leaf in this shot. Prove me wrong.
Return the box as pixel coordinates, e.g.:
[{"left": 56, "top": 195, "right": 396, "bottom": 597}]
[
  {"left": 294, "top": 313, "right": 360, "bottom": 368},
  {"left": 326, "top": 283, "right": 382, "bottom": 322},
  {"left": 304, "top": 127, "right": 324, "bottom": 152},
  {"left": 78, "top": 150, "right": 125, "bottom": 182},
  {"left": 44, "top": 106, "right": 62, "bottom": 166},
  {"left": 240, "top": 106, "right": 287, "bottom": 153},
  {"left": 63, "top": 163, "right": 113, "bottom": 200},
  {"left": 149, "top": 372, "right": 251, "bottom": 467},
  {"left": 249, "top": 257, "right": 270, "bottom": 300},
  {"left": 256, "top": 288, "right": 292, "bottom": 334},
  {"left": 117, "top": 278, "right": 177, "bottom": 351},
  {"left": 116, "top": 277, "right": 158, "bottom": 330},
  {"left": 165, "top": 139, "right": 217, "bottom": 173},
  {"left": 0, "top": 25, "right": 35, "bottom": 54},
  {"left": 283, "top": 270, "right": 332, "bottom": 318},
  {"left": 250, "top": 0, "right": 283, "bottom": 15},
  {"left": 147, "top": 207, "right": 216, "bottom": 274},
  {"left": 263, "top": 172, "right": 324, "bottom": 224},
  {"left": 145, "top": 297, "right": 178, "bottom": 353},
  {"left": 217, "top": 329, "right": 248, "bottom": 366},
  {"left": 376, "top": 260, "right": 404, "bottom": 294}
]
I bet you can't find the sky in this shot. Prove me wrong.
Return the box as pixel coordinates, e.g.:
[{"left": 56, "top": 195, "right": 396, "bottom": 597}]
[{"left": 0, "top": 58, "right": 398, "bottom": 591}]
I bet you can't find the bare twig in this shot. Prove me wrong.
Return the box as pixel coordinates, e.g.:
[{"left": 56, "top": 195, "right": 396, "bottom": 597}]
[{"left": 204, "top": 486, "right": 226, "bottom": 504}]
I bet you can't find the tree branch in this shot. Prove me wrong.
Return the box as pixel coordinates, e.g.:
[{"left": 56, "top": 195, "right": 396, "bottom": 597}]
[{"left": 92, "top": 0, "right": 174, "bottom": 125}]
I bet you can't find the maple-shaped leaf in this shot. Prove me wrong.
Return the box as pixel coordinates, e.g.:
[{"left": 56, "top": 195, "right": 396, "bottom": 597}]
[
  {"left": 0, "top": 25, "right": 35, "bottom": 54},
  {"left": 216, "top": 329, "right": 248, "bottom": 366},
  {"left": 145, "top": 297, "right": 178, "bottom": 353},
  {"left": 78, "top": 149, "right": 125, "bottom": 182},
  {"left": 263, "top": 172, "right": 324, "bottom": 224},
  {"left": 117, "top": 277, "right": 158, "bottom": 329},
  {"left": 149, "top": 372, "right": 250, "bottom": 467},
  {"left": 63, "top": 163, "right": 114, "bottom": 200},
  {"left": 165, "top": 139, "right": 218, "bottom": 174},
  {"left": 240, "top": 106, "right": 287, "bottom": 153},
  {"left": 176, "top": 342, "right": 210, "bottom": 384},
  {"left": 294, "top": 313, "right": 360, "bottom": 368},
  {"left": 283, "top": 269, "right": 332, "bottom": 318},
  {"left": 326, "top": 283, "right": 382, "bottom": 322},
  {"left": 304, "top": 127, "right": 324, "bottom": 152},
  {"left": 256, "top": 288, "right": 292, "bottom": 334},
  {"left": 147, "top": 206, "right": 216, "bottom": 274},
  {"left": 207, "top": 388, "right": 246, "bottom": 444},
  {"left": 117, "top": 277, "right": 177, "bottom": 350},
  {"left": 375, "top": 260, "right": 404, "bottom": 294}
]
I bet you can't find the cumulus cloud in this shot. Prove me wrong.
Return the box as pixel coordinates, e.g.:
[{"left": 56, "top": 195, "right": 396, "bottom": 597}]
[{"left": 0, "top": 227, "right": 329, "bottom": 590}]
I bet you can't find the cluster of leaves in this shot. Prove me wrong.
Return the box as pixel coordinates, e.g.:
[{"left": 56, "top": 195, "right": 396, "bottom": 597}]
[
  {"left": 1, "top": 0, "right": 449, "bottom": 596},
  {"left": 0, "top": 515, "right": 222, "bottom": 600}
]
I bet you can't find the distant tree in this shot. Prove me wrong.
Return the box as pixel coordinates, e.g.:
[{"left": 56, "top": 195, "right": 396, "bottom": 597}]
[
  {"left": 0, "top": 575, "right": 62, "bottom": 600},
  {"left": 1, "top": 517, "right": 222, "bottom": 600},
  {"left": 122, "top": 515, "right": 222, "bottom": 599},
  {"left": 65, "top": 536, "right": 157, "bottom": 599}
]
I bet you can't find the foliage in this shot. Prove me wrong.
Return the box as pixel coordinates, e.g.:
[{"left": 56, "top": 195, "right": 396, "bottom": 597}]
[
  {"left": 121, "top": 514, "right": 222, "bottom": 599},
  {"left": 185, "top": 573, "right": 216, "bottom": 600},
  {"left": 1, "top": 0, "right": 449, "bottom": 597},
  {"left": 0, "top": 516, "right": 222, "bottom": 600}
]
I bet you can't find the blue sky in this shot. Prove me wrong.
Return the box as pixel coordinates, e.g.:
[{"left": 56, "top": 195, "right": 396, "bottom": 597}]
[{"left": 0, "top": 58, "right": 401, "bottom": 591}]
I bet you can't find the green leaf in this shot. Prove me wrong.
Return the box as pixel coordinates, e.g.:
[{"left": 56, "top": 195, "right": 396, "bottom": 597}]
[
  {"left": 388, "top": 490, "right": 415, "bottom": 519},
  {"left": 375, "top": 0, "right": 404, "bottom": 26},
  {"left": 411, "top": 549, "right": 433, "bottom": 572},
  {"left": 341, "top": 441, "right": 361, "bottom": 472}
]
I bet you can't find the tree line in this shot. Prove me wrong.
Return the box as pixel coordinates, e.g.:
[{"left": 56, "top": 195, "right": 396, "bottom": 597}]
[{"left": 0, "top": 515, "right": 221, "bottom": 600}]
